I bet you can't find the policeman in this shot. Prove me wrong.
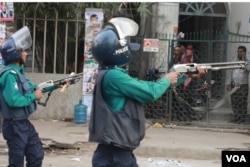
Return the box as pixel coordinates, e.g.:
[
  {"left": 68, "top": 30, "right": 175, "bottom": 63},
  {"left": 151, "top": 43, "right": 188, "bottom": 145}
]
[
  {"left": 0, "top": 26, "right": 58, "bottom": 167},
  {"left": 88, "top": 17, "right": 207, "bottom": 167}
]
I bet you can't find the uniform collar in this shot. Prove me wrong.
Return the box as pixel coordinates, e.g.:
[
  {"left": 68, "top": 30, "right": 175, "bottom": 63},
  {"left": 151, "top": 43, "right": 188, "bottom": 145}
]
[
  {"left": 114, "top": 66, "right": 128, "bottom": 73},
  {"left": 7, "top": 63, "right": 24, "bottom": 74}
]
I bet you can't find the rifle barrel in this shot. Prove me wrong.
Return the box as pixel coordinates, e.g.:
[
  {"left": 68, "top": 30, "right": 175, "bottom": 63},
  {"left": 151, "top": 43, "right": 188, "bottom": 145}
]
[
  {"left": 197, "top": 61, "right": 245, "bottom": 66},
  {"left": 53, "top": 73, "right": 83, "bottom": 84},
  {"left": 209, "top": 65, "right": 245, "bottom": 71}
]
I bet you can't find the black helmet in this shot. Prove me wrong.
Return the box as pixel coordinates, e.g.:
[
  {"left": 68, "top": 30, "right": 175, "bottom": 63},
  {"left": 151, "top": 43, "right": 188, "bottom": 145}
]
[
  {"left": 1, "top": 26, "right": 32, "bottom": 63},
  {"left": 92, "top": 17, "right": 140, "bottom": 69}
]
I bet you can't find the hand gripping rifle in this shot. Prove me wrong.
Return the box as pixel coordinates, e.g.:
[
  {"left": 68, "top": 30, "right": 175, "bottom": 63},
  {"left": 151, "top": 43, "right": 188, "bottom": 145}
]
[
  {"left": 172, "top": 61, "right": 246, "bottom": 112},
  {"left": 37, "top": 72, "right": 83, "bottom": 107}
]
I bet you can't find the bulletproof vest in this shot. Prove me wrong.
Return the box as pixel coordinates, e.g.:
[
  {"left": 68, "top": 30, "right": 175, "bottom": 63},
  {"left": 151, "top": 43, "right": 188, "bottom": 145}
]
[
  {"left": 88, "top": 70, "right": 146, "bottom": 150},
  {"left": 0, "top": 67, "right": 37, "bottom": 120}
]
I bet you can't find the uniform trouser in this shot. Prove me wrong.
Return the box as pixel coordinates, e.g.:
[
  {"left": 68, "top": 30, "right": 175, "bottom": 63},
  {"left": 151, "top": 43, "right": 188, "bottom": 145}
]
[
  {"left": 2, "top": 119, "right": 44, "bottom": 167},
  {"left": 92, "top": 144, "right": 139, "bottom": 167},
  {"left": 231, "top": 84, "right": 248, "bottom": 123}
]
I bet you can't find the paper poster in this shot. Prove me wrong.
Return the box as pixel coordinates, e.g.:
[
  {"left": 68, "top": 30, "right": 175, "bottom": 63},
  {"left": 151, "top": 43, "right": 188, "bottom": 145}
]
[
  {"left": 0, "top": 24, "right": 5, "bottom": 65},
  {"left": 0, "top": 2, "right": 14, "bottom": 22},
  {"left": 82, "top": 8, "right": 103, "bottom": 119},
  {"left": 84, "top": 9, "right": 103, "bottom": 61},
  {"left": 143, "top": 38, "right": 160, "bottom": 52},
  {"left": 82, "top": 59, "right": 98, "bottom": 95},
  {"left": 85, "top": 8, "right": 104, "bottom": 22}
]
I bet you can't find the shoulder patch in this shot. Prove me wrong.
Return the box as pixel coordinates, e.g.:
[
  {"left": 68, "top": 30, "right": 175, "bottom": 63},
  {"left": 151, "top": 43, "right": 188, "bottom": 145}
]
[{"left": 10, "top": 70, "right": 17, "bottom": 74}]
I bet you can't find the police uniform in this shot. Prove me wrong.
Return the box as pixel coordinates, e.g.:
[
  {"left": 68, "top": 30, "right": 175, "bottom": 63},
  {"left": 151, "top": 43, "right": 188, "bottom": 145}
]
[
  {"left": 89, "top": 68, "right": 186, "bottom": 167},
  {"left": 0, "top": 64, "right": 58, "bottom": 167},
  {"left": 88, "top": 17, "right": 187, "bottom": 167},
  {"left": 0, "top": 26, "right": 59, "bottom": 167}
]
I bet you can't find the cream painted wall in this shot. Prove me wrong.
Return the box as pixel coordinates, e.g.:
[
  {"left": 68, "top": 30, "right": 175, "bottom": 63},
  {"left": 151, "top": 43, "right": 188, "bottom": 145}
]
[
  {"left": 227, "top": 2, "right": 250, "bottom": 61},
  {"left": 228, "top": 2, "right": 250, "bottom": 35},
  {"left": 148, "top": 2, "right": 179, "bottom": 72},
  {"left": 157, "top": 2, "right": 179, "bottom": 34}
]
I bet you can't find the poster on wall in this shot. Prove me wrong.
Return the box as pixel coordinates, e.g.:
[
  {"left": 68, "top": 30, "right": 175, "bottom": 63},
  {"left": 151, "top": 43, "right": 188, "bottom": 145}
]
[
  {"left": 143, "top": 38, "right": 160, "bottom": 52},
  {"left": 84, "top": 8, "right": 103, "bottom": 61},
  {"left": 82, "top": 59, "right": 98, "bottom": 95},
  {"left": 0, "top": 1, "right": 14, "bottom": 65},
  {"left": 83, "top": 8, "right": 103, "bottom": 119},
  {"left": 0, "top": 24, "right": 5, "bottom": 65},
  {"left": 0, "top": 2, "right": 14, "bottom": 22}
]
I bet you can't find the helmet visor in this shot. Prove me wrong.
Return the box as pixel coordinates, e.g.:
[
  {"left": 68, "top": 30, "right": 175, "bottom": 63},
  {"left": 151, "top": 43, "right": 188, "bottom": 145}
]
[
  {"left": 11, "top": 26, "right": 32, "bottom": 50},
  {"left": 108, "top": 17, "right": 139, "bottom": 40}
]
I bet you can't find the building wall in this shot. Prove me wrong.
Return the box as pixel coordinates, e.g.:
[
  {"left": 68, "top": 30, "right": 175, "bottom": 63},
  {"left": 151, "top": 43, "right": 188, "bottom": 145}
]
[
  {"left": 227, "top": 2, "right": 250, "bottom": 61},
  {"left": 228, "top": 3, "right": 250, "bottom": 35},
  {"left": 150, "top": 3, "right": 179, "bottom": 72},
  {"left": 157, "top": 2, "right": 179, "bottom": 34}
]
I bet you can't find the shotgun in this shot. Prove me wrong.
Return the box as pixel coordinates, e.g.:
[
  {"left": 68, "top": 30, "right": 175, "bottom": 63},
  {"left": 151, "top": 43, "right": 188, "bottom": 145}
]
[{"left": 37, "top": 72, "right": 83, "bottom": 106}]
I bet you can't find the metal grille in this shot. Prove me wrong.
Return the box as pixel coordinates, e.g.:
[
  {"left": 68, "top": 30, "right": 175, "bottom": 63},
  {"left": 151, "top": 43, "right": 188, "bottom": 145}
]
[
  {"left": 129, "top": 34, "right": 250, "bottom": 128},
  {"left": 15, "top": 14, "right": 85, "bottom": 74}
]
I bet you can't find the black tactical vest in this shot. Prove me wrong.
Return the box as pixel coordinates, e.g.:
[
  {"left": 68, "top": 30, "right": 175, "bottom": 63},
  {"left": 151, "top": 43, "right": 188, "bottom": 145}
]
[{"left": 88, "top": 70, "right": 146, "bottom": 150}]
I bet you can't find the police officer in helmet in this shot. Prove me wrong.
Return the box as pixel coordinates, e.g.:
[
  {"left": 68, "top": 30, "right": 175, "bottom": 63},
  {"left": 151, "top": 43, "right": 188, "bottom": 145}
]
[
  {"left": 89, "top": 17, "right": 207, "bottom": 167},
  {"left": 0, "top": 26, "right": 59, "bottom": 167}
]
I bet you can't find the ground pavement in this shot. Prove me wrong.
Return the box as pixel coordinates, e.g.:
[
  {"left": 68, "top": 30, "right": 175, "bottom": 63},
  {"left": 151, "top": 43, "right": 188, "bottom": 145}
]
[{"left": 0, "top": 119, "right": 249, "bottom": 167}]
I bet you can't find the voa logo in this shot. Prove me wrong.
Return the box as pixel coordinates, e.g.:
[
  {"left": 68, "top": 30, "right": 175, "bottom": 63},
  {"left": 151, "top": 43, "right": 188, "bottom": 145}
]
[{"left": 226, "top": 155, "right": 247, "bottom": 163}]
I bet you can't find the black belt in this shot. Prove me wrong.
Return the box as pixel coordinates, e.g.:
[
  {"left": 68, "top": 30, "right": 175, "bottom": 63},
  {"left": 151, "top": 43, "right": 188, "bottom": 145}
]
[
  {"left": 3, "top": 118, "right": 28, "bottom": 122},
  {"left": 98, "top": 143, "right": 132, "bottom": 152}
]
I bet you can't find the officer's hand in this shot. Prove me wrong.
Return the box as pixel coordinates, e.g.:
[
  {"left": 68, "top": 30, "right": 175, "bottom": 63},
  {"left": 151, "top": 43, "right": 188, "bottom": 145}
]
[
  {"left": 197, "top": 67, "right": 207, "bottom": 76},
  {"left": 60, "top": 81, "right": 71, "bottom": 93},
  {"left": 34, "top": 88, "right": 43, "bottom": 100},
  {"left": 59, "top": 80, "right": 70, "bottom": 88},
  {"left": 165, "top": 72, "right": 179, "bottom": 85},
  {"left": 188, "top": 67, "right": 207, "bottom": 78}
]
